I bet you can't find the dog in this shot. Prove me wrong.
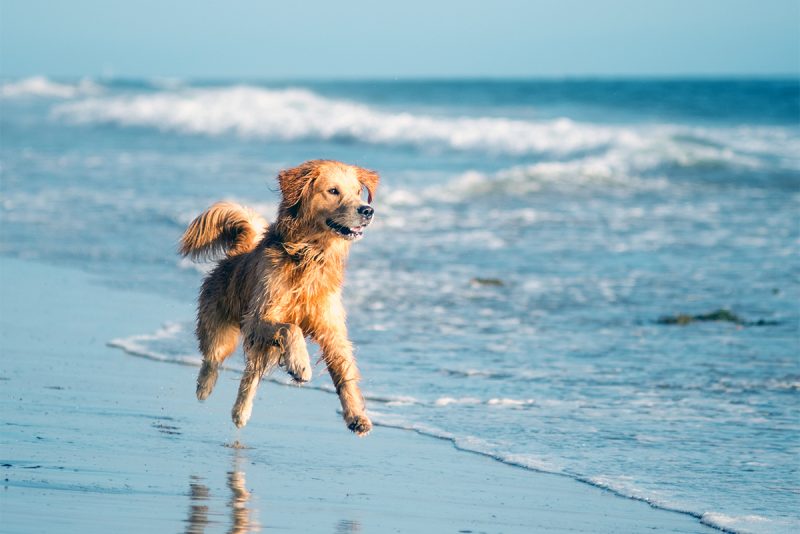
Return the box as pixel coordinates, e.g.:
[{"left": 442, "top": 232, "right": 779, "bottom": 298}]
[{"left": 179, "top": 160, "right": 378, "bottom": 436}]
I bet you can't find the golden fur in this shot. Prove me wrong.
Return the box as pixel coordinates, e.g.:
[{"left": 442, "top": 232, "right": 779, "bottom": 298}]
[{"left": 179, "top": 160, "right": 379, "bottom": 435}]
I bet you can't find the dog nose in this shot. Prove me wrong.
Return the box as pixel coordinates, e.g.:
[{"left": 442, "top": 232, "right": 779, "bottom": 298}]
[{"left": 358, "top": 205, "right": 374, "bottom": 218}]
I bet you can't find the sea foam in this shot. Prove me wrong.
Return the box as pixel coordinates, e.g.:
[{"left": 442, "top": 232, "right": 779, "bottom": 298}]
[
  {"left": 51, "top": 85, "right": 800, "bottom": 165},
  {"left": 1, "top": 76, "right": 102, "bottom": 99},
  {"left": 52, "top": 85, "right": 628, "bottom": 155}
]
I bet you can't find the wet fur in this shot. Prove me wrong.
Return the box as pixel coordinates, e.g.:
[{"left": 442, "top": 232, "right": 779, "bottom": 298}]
[{"left": 180, "top": 160, "right": 379, "bottom": 435}]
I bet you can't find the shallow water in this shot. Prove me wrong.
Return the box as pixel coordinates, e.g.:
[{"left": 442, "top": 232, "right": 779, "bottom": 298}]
[{"left": 1, "top": 76, "right": 798, "bottom": 533}]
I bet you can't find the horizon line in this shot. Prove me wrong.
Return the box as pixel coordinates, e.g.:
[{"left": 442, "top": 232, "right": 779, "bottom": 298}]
[{"left": 3, "top": 73, "right": 799, "bottom": 83}]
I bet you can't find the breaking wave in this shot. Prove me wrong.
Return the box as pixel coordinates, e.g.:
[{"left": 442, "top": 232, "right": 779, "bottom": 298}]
[
  {"left": 1, "top": 76, "right": 103, "bottom": 99},
  {"left": 51, "top": 84, "right": 800, "bottom": 164},
  {"left": 51, "top": 85, "right": 628, "bottom": 155}
]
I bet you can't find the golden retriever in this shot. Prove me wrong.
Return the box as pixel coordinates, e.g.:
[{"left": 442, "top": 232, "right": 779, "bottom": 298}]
[{"left": 179, "top": 160, "right": 379, "bottom": 436}]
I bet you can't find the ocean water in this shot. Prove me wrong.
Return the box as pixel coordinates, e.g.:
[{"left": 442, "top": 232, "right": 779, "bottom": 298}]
[{"left": 1, "top": 76, "right": 798, "bottom": 533}]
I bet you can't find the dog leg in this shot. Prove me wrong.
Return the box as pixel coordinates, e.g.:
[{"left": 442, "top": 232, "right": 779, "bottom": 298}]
[
  {"left": 232, "top": 320, "right": 308, "bottom": 428},
  {"left": 196, "top": 322, "right": 240, "bottom": 401},
  {"left": 317, "top": 330, "right": 371, "bottom": 436},
  {"left": 231, "top": 352, "right": 270, "bottom": 428},
  {"left": 278, "top": 324, "right": 312, "bottom": 383}
]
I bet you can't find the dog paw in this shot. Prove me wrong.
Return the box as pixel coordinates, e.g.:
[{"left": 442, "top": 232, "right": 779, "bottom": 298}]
[
  {"left": 346, "top": 414, "right": 372, "bottom": 437},
  {"left": 231, "top": 403, "right": 252, "bottom": 429},
  {"left": 287, "top": 364, "right": 312, "bottom": 384},
  {"left": 276, "top": 326, "right": 312, "bottom": 384},
  {"left": 196, "top": 363, "right": 218, "bottom": 401},
  {"left": 280, "top": 352, "right": 312, "bottom": 384}
]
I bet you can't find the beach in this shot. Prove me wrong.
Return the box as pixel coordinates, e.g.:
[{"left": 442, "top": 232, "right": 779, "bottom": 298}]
[
  {"left": 1, "top": 77, "right": 797, "bottom": 533},
  {"left": 0, "top": 257, "right": 722, "bottom": 533}
]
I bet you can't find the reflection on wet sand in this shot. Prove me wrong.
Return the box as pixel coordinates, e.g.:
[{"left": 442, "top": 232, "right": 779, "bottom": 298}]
[
  {"left": 227, "top": 458, "right": 256, "bottom": 534},
  {"left": 185, "top": 450, "right": 260, "bottom": 534},
  {"left": 184, "top": 449, "right": 362, "bottom": 533},
  {"left": 186, "top": 475, "right": 210, "bottom": 534}
]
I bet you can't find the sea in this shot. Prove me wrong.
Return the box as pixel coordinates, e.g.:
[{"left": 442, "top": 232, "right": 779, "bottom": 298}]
[{"left": 1, "top": 76, "right": 798, "bottom": 534}]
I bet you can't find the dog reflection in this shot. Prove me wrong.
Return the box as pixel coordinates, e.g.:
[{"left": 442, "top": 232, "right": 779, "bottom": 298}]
[
  {"left": 227, "top": 466, "right": 255, "bottom": 534},
  {"left": 186, "top": 475, "right": 210, "bottom": 534},
  {"left": 185, "top": 453, "right": 260, "bottom": 534}
]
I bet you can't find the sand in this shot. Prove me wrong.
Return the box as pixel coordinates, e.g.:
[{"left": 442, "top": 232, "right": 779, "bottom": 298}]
[{"left": 0, "top": 257, "right": 717, "bottom": 533}]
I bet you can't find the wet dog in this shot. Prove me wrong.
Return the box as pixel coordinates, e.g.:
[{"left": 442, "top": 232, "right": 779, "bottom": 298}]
[{"left": 179, "top": 160, "right": 378, "bottom": 435}]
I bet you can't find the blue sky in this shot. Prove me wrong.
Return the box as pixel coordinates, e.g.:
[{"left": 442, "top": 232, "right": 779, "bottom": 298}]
[{"left": 1, "top": 0, "right": 798, "bottom": 78}]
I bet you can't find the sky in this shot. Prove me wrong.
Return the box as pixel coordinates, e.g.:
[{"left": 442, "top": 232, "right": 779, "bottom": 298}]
[{"left": 1, "top": 0, "right": 798, "bottom": 79}]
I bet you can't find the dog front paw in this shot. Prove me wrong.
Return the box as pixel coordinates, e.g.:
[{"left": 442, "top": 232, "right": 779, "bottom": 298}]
[
  {"left": 346, "top": 414, "right": 372, "bottom": 436},
  {"left": 279, "top": 329, "right": 312, "bottom": 384},
  {"left": 231, "top": 401, "right": 252, "bottom": 429}
]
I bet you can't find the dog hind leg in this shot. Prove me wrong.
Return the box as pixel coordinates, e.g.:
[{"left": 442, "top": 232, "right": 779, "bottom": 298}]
[
  {"left": 196, "top": 321, "right": 240, "bottom": 401},
  {"left": 231, "top": 347, "right": 274, "bottom": 428},
  {"left": 232, "top": 320, "right": 303, "bottom": 428}
]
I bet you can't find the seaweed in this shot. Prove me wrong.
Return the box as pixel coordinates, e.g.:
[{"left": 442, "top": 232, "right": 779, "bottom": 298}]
[
  {"left": 656, "top": 308, "right": 779, "bottom": 326},
  {"left": 470, "top": 277, "right": 504, "bottom": 287}
]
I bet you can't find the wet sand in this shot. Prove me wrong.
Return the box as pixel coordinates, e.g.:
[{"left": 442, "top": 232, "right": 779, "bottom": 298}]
[{"left": 0, "top": 257, "right": 717, "bottom": 533}]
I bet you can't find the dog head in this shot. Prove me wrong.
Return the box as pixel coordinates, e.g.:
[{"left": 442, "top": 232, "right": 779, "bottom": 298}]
[{"left": 277, "top": 160, "right": 379, "bottom": 242}]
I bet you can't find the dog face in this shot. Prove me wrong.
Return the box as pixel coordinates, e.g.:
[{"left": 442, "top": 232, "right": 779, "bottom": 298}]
[{"left": 278, "top": 160, "right": 379, "bottom": 241}]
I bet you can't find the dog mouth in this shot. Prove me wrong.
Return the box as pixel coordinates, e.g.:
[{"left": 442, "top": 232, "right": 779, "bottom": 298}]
[{"left": 326, "top": 219, "right": 366, "bottom": 240}]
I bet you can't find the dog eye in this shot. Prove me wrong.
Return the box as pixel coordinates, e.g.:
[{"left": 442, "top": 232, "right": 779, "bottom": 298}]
[{"left": 327, "top": 188, "right": 340, "bottom": 195}]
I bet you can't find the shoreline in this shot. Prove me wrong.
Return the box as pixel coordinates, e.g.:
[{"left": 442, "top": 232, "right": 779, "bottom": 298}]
[
  {"left": 109, "top": 326, "right": 734, "bottom": 533},
  {"left": 1, "top": 256, "right": 719, "bottom": 533}
]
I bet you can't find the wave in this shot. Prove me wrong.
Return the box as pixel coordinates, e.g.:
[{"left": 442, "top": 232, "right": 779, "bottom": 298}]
[
  {"left": 376, "top": 135, "right": 800, "bottom": 206},
  {"left": 109, "top": 325, "right": 545, "bottom": 410},
  {"left": 107, "top": 322, "right": 427, "bottom": 405},
  {"left": 433, "top": 396, "right": 537, "bottom": 407},
  {"left": 373, "top": 411, "right": 793, "bottom": 534},
  {"left": 51, "top": 85, "right": 630, "bottom": 155},
  {"left": 1, "top": 76, "right": 103, "bottom": 99},
  {"left": 368, "top": 411, "right": 783, "bottom": 534},
  {"left": 107, "top": 322, "right": 203, "bottom": 367},
  {"left": 50, "top": 84, "right": 799, "bottom": 164},
  {"left": 377, "top": 160, "right": 669, "bottom": 208}
]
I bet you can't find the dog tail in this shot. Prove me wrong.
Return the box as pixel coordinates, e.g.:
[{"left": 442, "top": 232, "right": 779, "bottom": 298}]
[{"left": 179, "top": 202, "right": 268, "bottom": 261}]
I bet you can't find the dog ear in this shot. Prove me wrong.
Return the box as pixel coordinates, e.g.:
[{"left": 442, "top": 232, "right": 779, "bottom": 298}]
[
  {"left": 357, "top": 168, "right": 380, "bottom": 204},
  {"left": 277, "top": 161, "right": 320, "bottom": 213}
]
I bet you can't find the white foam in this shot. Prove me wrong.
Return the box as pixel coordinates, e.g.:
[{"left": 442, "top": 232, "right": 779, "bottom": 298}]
[
  {"left": 700, "top": 512, "right": 778, "bottom": 534},
  {"left": 369, "top": 411, "right": 564, "bottom": 474},
  {"left": 49, "top": 85, "right": 640, "bottom": 156},
  {"left": 1, "top": 76, "right": 102, "bottom": 99},
  {"left": 487, "top": 397, "right": 536, "bottom": 407},
  {"left": 108, "top": 325, "right": 555, "bottom": 415},
  {"left": 440, "top": 367, "right": 552, "bottom": 381},
  {"left": 434, "top": 396, "right": 482, "bottom": 406},
  {"left": 107, "top": 322, "right": 203, "bottom": 367},
  {"left": 427, "top": 139, "right": 765, "bottom": 199},
  {"left": 107, "top": 323, "right": 428, "bottom": 404},
  {"left": 51, "top": 84, "right": 800, "bottom": 166},
  {"left": 432, "top": 396, "right": 537, "bottom": 407},
  {"left": 367, "top": 394, "right": 421, "bottom": 406}
]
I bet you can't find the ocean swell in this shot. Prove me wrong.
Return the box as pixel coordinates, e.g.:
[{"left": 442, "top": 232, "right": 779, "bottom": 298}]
[
  {"left": 50, "top": 84, "right": 800, "bottom": 169},
  {"left": 52, "top": 85, "right": 630, "bottom": 155}
]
